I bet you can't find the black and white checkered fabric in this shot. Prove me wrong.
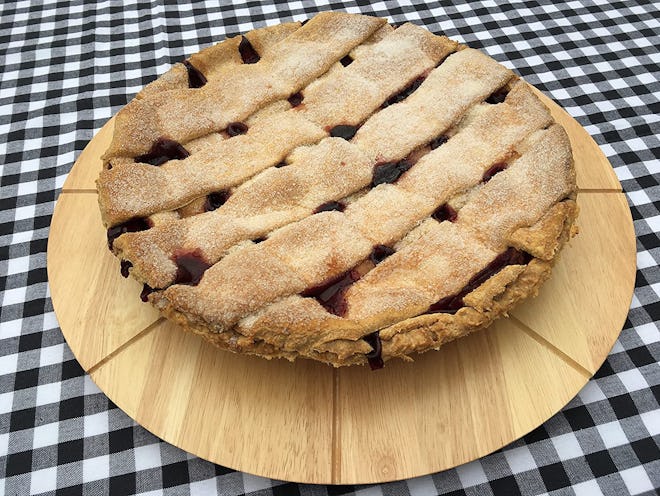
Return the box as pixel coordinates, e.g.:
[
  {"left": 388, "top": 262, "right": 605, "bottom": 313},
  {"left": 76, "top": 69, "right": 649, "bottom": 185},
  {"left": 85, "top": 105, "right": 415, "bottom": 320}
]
[{"left": 1, "top": 1, "right": 658, "bottom": 494}]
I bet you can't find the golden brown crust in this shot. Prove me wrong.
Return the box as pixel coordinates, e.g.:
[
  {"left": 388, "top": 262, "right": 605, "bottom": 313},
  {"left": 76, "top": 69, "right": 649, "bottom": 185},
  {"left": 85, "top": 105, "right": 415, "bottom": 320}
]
[
  {"left": 101, "top": 13, "right": 386, "bottom": 162},
  {"left": 154, "top": 200, "right": 577, "bottom": 366},
  {"left": 97, "top": 12, "right": 578, "bottom": 367}
]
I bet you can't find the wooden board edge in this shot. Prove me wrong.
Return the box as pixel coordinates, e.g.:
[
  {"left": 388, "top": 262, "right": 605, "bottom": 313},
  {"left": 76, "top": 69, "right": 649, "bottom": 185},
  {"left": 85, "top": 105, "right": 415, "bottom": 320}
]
[
  {"left": 48, "top": 77, "right": 636, "bottom": 484},
  {"left": 47, "top": 191, "right": 162, "bottom": 372},
  {"left": 332, "top": 317, "right": 592, "bottom": 484},
  {"left": 510, "top": 191, "right": 636, "bottom": 375},
  {"left": 528, "top": 84, "right": 622, "bottom": 191},
  {"left": 89, "top": 318, "right": 336, "bottom": 484}
]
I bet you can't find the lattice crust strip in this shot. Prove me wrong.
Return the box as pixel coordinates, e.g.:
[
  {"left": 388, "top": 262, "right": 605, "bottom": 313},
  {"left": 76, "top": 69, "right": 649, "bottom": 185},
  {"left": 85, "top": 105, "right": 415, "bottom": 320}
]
[
  {"left": 154, "top": 123, "right": 574, "bottom": 359},
  {"left": 135, "top": 22, "right": 303, "bottom": 100},
  {"left": 344, "top": 125, "right": 575, "bottom": 321},
  {"left": 111, "top": 48, "right": 513, "bottom": 289},
  {"left": 97, "top": 12, "right": 578, "bottom": 367},
  {"left": 102, "top": 13, "right": 386, "bottom": 161},
  {"left": 98, "top": 22, "right": 458, "bottom": 226},
  {"left": 133, "top": 23, "right": 393, "bottom": 164}
]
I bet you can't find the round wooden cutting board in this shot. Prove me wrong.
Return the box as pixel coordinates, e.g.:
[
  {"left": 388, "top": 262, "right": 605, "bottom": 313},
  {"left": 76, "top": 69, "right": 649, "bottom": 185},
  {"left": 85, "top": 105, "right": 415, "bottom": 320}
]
[{"left": 47, "top": 86, "right": 636, "bottom": 484}]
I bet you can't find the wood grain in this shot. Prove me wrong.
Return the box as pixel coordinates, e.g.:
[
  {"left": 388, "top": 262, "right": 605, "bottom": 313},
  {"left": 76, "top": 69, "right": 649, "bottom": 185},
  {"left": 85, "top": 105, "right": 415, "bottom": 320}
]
[
  {"left": 510, "top": 192, "right": 636, "bottom": 374},
  {"left": 336, "top": 319, "right": 586, "bottom": 483},
  {"left": 47, "top": 82, "right": 635, "bottom": 483},
  {"left": 91, "top": 319, "right": 335, "bottom": 483},
  {"left": 47, "top": 193, "right": 160, "bottom": 370}
]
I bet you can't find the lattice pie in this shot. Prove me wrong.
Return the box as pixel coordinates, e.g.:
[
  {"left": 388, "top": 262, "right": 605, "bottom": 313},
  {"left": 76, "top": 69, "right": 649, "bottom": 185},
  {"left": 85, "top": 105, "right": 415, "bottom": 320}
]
[{"left": 97, "top": 12, "right": 578, "bottom": 368}]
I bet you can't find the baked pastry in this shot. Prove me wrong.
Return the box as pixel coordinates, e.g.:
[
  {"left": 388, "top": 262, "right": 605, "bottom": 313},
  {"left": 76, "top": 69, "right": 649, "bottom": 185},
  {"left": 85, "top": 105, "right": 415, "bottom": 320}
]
[{"left": 97, "top": 12, "right": 578, "bottom": 368}]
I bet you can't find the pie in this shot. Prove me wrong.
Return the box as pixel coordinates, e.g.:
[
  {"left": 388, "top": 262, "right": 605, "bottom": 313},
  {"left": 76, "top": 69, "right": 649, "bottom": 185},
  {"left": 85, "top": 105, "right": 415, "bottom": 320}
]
[{"left": 96, "top": 12, "right": 578, "bottom": 368}]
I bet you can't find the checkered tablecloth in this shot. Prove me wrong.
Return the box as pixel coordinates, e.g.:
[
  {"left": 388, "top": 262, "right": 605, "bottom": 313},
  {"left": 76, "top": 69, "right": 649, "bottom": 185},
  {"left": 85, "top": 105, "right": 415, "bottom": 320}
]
[{"left": 1, "top": 0, "right": 659, "bottom": 494}]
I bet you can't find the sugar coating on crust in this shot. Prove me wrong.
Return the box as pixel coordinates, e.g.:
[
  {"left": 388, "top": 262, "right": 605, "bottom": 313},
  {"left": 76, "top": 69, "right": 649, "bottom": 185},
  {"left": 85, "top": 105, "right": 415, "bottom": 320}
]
[
  {"left": 98, "top": 12, "right": 578, "bottom": 367},
  {"left": 99, "top": 22, "right": 455, "bottom": 226}
]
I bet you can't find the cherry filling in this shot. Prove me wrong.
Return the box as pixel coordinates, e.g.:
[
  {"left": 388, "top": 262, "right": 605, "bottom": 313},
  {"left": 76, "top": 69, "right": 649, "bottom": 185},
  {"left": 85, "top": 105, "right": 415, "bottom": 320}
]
[
  {"left": 429, "top": 134, "right": 449, "bottom": 149},
  {"left": 301, "top": 269, "right": 360, "bottom": 316},
  {"left": 238, "top": 36, "right": 260, "bottom": 64},
  {"left": 486, "top": 88, "right": 509, "bottom": 104},
  {"left": 340, "top": 55, "right": 353, "bottom": 67},
  {"left": 427, "top": 247, "right": 532, "bottom": 314},
  {"left": 432, "top": 203, "right": 458, "bottom": 223},
  {"left": 381, "top": 76, "right": 425, "bottom": 108},
  {"left": 482, "top": 162, "right": 508, "bottom": 182},
  {"left": 226, "top": 122, "right": 248, "bottom": 137},
  {"left": 204, "top": 191, "right": 231, "bottom": 212},
  {"left": 135, "top": 138, "right": 190, "bottom": 166},
  {"left": 363, "top": 332, "right": 384, "bottom": 370},
  {"left": 329, "top": 124, "right": 358, "bottom": 140},
  {"left": 140, "top": 284, "right": 155, "bottom": 302},
  {"left": 427, "top": 293, "right": 464, "bottom": 314},
  {"left": 314, "top": 201, "right": 345, "bottom": 213},
  {"left": 288, "top": 92, "right": 304, "bottom": 107},
  {"left": 372, "top": 159, "right": 413, "bottom": 186},
  {"left": 173, "top": 249, "right": 210, "bottom": 285},
  {"left": 369, "top": 245, "right": 395, "bottom": 265},
  {"left": 120, "top": 260, "right": 132, "bottom": 278},
  {"left": 107, "top": 218, "right": 150, "bottom": 250},
  {"left": 303, "top": 246, "right": 394, "bottom": 316},
  {"left": 182, "top": 60, "right": 207, "bottom": 88}
]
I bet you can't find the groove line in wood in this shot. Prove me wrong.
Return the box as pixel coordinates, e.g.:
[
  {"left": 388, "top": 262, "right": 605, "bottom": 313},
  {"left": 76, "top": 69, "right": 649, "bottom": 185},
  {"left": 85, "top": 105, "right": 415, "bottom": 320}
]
[
  {"left": 87, "top": 318, "right": 164, "bottom": 374},
  {"left": 331, "top": 367, "right": 342, "bottom": 483},
  {"left": 509, "top": 315, "right": 593, "bottom": 379},
  {"left": 577, "top": 188, "right": 623, "bottom": 193}
]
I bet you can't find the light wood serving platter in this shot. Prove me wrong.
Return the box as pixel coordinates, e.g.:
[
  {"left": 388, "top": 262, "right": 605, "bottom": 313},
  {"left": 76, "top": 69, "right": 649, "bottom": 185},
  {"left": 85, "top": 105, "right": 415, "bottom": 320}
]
[{"left": 47, "top": 86, "right": 636, "bottom": 484}]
